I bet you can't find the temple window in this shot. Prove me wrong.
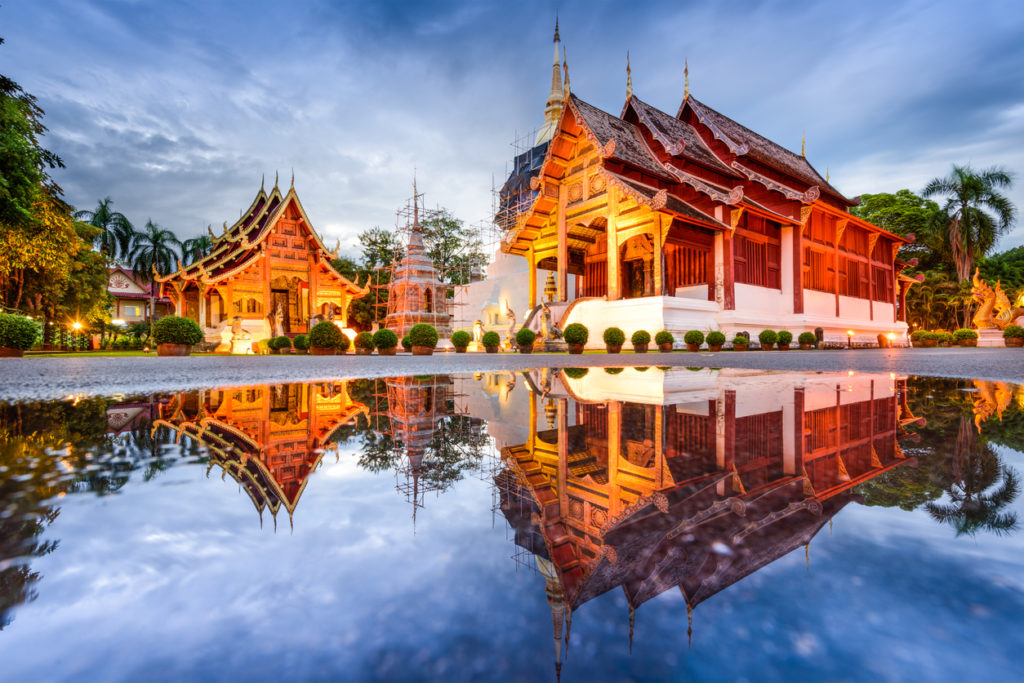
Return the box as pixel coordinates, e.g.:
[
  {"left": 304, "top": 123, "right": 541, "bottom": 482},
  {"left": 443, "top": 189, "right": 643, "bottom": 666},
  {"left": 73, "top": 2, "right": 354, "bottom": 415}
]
[{"left": 733, "top": 215, "right": 781, "bottom": 289}]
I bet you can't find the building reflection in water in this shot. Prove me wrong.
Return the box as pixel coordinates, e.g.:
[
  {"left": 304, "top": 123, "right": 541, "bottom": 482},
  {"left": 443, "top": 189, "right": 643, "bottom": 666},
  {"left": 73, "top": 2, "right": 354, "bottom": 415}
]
[{"left": 473, "top": 368, "right": 924, "bottom": 676}]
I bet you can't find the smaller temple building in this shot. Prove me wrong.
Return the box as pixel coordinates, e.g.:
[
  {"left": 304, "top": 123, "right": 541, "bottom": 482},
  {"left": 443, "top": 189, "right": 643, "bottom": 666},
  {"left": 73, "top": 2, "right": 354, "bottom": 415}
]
[
  {"left": 157, "top": 178, "right": 367, "bottom": 345},
  {"left": 106, "top": 266, "right": 173, "bottom": 323}
]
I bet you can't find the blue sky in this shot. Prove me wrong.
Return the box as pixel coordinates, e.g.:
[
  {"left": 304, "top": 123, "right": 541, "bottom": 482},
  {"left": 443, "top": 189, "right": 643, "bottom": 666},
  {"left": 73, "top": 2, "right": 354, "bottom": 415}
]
[{"left": 4, "top": 0, "right": 1024, "bottom": 256}]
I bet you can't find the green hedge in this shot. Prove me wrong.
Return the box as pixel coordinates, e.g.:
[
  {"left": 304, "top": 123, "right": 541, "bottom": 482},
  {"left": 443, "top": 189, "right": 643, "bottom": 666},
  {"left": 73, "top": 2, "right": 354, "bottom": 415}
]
[
  {"left": 563, "top": 367, "right": 589, "bottom": 379},
  {"left": 354, "top": 331, "right": 374, "bottom": 349},
  {"left": 631, "top": 329, "right": 651, "bottom": 345},
  {"left": 683, "top": 330, "right": 704, "bottom": 346},
  {"left": 269, "top": 335, "right": 292, "bottom": 351},
  {"left": 516, "top": 327, "right": 536, "bottom": 347},
  {"left": 451, "top": 330, "right": 471, "bottom": 347},
  {"left": 152, "top": 316, "right": 203, "bottom": 346},
  {"left": 654, "top": 331, "right": 674, "bottom": 345},
  {"left": 798, "top": 331, "right": 817, "bottom": 345},
  {"left": 758, "top": 329, "right": 778, "bottom": 346},
  {"left": 953, "top": 328, "right": 978, "bottom": 341},
  {"left": 309, "top": 320, "right": 345, "bottom": 349},
  {"left": 481, "top": 331, "right": 500, "bottom": 348},
  {"left": 777, "top": 330, "right": 793, "bottom": 346},
  {"left": 562, "top": 323, "right": 589, "bottom": 345},
  {"left": 732, "top": 336, "right": 749, "bottom": 346},
  {"left": 603, "top": 327, "right": 625, "bottom": 346},
  {"left": 0, "top": 313, "right": 42, "bottom": 350},
  {"left": 292, "top": 334, "right": 309, "bottom": 350},
  {"left": 401, "top": 334, "right": 412, "bottom": 350},
  {"left": 373, "top": 328, "right": 398, "bottom": 349},
  {"left": 408, "top": 323, "right": 439, "bottom": 348},
  {"left": 1004, "top": 325, "right": 1024, "bottom": 338},
  {"left": 706, "top": 331, "right": 726, "bottom": 346}
]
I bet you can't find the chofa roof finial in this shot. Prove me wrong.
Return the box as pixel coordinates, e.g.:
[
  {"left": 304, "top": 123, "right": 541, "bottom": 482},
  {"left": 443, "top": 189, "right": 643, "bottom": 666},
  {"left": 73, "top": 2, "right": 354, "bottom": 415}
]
[
  {"left": 290, "top": 167, "right": 295, "bottom": 189},
  {"left": 626, "top": 51, "right": 632, "bottom": 100},
  {"left": 801, "top": 131, "right": 806, "bottom": 157},
  {"left": 563, "top": 47, "right": 570, "bottom": 98},
  {"left": 274, "top": 170, "right": 279, "bottom": 188},
  {"left": 684, "top": 57, "right": 689, "bottom": 99}
]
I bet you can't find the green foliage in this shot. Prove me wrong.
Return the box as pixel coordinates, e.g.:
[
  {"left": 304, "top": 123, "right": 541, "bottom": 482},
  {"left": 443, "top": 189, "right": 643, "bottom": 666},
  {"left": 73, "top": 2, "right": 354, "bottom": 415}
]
[
  {"left": 911, "top": 329, "right": 927, "bottom": 341},
  {"left": 408, "top": 323, "right": 439, "bottom": 348},
  {"left": 706, "top": 331, "right": 726, "bottom": 346},
  {"left": 515, "top": 327, "right": 536, "bottom": 346},
  {"left": 938, "top": 331, "right": 955, "bottom": 344},
  {"left": 309, "top": 320, "right": 345, "bottom": 349},
  {"left": 292, "top": 334, "right": 309, "bottom": 351},
  {"left": 731, "top": 336, "right": 749, "bottom": 346},
  {"left": 269, "top": 335, "right": 291, "bottom": 351},
  {"left": 450, "top": 330, "right": 471, "bottom": 347},
  {"left": 798, "top": 331, "right": 817, "bottom": 345},
  {"left": 372, "top": 328, "right": 398, "bottom": 349},
  {"left": 182, "top": 234, "right": 213, "bottom": 265},
  {"left": 631, "top": 329, "right": 651, "bottom": 345},
  {"left": 401, "top": 334, "right": 412, "bottom": 350},
  {"left": 562, "top": 323, "right": 589, "bottom": 345},
  {"left": 602, "top": 327, "right": 625, "bottom": 346},
  {"left": 953, "top": 328, "right": 978, "bottom": 341},
  {"left": 0, "top": 313, "right": 41, "bottom": 350},
  {"left": 1003, "top": 325, "right": 1024, "bottom": 339},
  {"left": 420, "top": 209, "right": 488, "bottom": 285},
  {"left": 562, "top": 367, "right": 589, "bottom": 379},
  {"left": 758, "top": 329, "right": 778, "bottom": 346},
  {"left": 777, "top": 330, "right": 793, "bottom": 345},
  {"left": 354, "top": 331, "right": 374, "bottom": 349},
  {"left": 481, "top": 331, "right": 500, "bottom": 348},
  {"left": 654, "top": 330, "right": 674, "bottom": 345},
  {"left": 683, "top": 330, "right": 704, "bottom": 345},
  {"left": 74, "top": 197, "right": 134, "bottom": 260},
  {"left": 850, "top": 190, "right": 944, "bottom": 268},
  {"left": 151, "top": 316, "right": 202, "bottom": 346},
  {"left": 978, "top": 246, "right": 1024, "bottom": 293},
  {"left": 604, "top": 367, "right": 624, "bottom": 375},
  {"left": 128, "top": 220, "right": 182, "bottom": 338}
]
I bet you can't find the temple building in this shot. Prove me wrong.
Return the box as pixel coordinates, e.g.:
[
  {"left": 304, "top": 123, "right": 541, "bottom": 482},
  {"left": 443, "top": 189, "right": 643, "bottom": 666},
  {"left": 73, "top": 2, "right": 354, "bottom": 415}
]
[
  {"left": 106, "top": 266, "right": 173, "bottom": 323},
  {"left": 477, "top": 23, "right": 918, "bottom": 346},
  {"left": 157, "top": 177, "right": 367, "bottom": 345}
]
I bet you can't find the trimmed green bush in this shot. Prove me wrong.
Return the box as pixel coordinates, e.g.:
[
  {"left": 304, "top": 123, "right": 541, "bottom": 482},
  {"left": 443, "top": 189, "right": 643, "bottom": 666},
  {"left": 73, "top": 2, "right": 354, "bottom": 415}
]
[
  {"left": 408, "top": 323, "right": 439, "bottom": 348},
  {"left": 563, "top": 367, "right": 589, "bottom": 379},
  {"left": 603, "top": 327, "right": 625, "bottom": 346},
  {"left": 451, "top": 330, "right": 471, "bottom": 348},
  {"left": 910, "top": 329, "right": 927, "bottom": 342},
  {"left": 562, "top": 323, "right": 589, "bottom": 345},
  {"left": 683, "top": 330, "right": 704, "bottom": 346},
  {"left": 270, "top": 335, "right": 292, "bottom": 351},
  {"left": 292, "top": 334, "right": 309, "bottom": 351},
  {"left": 604, "top": 367, "right": 624, "bottom": 375},
  {"left": 953, "top": 328, "right": 978, "bottom": 341},
  {"left": 516, "top": 327, "right": 536, "bottom": 347},
  {"left": 152, "top": 316, "right": 203, "bottom": 346},
  {"left": 401, "top": 334, "right": 412, "bottom": 350},
  {"left": 706, "top": 331, "right": 726, "bottom": 347},
  {"left": 0, "top": 313, "right": 42, "bottom": 350},
  {"left": 373, "top": 328, "right": 399, "bottom": 350},
  {"left": 354, "top": 331, "right": 374, "bottom": 349},
  {"left": 798, "top": 331, "right": 817, "bottom": 346},
  {"left": 938, "top": 331, "right": 955, "bottom": 345},
  {"left": 758, "top": 329, "right": 778, "bottom": 347},
  {"left": 309, "top": 320, "right": 345, "bottom": 349},
  {"left": 654, "top": 331, "right": 674, "bottom": 345},
  {"left": 631, "top": 330, "right": 651, "bottom": 345},
  {"left": 481, "top": 331, "right": 501, "bottom": 348},
  {"left": 777, "top": 330, "right": 793, "bottom": 346},
  {"left": 731, "top": 336, "right": 749, "bottom": 346},
  {"left": 920, "top": 331, "right": 939, "bottom": 341},
  {"left": 1003, "top": 325, "right": 1024, "bottom": 338}
]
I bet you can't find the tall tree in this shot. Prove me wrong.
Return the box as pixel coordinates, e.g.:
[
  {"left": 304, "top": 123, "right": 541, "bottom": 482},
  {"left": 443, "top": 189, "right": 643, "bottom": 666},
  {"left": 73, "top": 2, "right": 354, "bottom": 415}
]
[
  {"left": 419, "top": 209, "right": 487, "bottom": 285},
  {"left": 74, "top": 197, "right": 134, "bottom": 261},
  {"left": 850, "top": 190, "right": 944, "bottom": 270},
  {"left": 128, "top": 220, "right": 181, "bottom": 337},
  {"left": 182, "top": 234, "right": 214, "bottom": 264},
  {"left": 923, "top": 165, "right": 1016, "bottom": 282}
]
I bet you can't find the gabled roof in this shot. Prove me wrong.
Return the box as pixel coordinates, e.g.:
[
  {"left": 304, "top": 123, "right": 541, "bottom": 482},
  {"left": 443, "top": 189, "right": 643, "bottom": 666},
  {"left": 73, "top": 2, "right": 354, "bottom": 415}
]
[
  {"left": 570, "top": 95, "right": 675, "bottom": 181},
  {"left": 626, "top": 96, "right": 738, "bottom": 177}
]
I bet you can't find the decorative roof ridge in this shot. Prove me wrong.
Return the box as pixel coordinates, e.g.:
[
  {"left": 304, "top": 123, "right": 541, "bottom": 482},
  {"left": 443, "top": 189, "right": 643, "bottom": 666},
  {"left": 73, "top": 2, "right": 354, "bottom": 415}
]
[
  {"left": 663, "top": 162, "right": 744, "bottom": 205},
  {"left": 679, "top": 96, "right": 748, "bottom": 155},
  {"left": 567, "top": 94, "right": 676, "bottom": 181},
  {"left": 628, "top": 96, "right": 741, "bottom": 178}
]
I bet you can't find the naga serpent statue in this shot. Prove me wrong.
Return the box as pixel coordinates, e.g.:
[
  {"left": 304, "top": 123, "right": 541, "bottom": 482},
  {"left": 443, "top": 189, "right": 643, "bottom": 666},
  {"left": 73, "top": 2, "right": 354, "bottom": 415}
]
[{"left": 971, "top": 268, "right": 1024, "bottom": 330}]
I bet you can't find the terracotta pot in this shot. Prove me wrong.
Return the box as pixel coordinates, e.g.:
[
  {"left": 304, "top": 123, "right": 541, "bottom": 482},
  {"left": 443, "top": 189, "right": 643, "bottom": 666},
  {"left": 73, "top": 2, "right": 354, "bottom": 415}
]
[
  {"left": 778, "top": 344, "right": 791, "bottom": 351},
  {"left": 633, "top": 343, "right": 649, "bottom": 353},
  {"left": 959, "top": 339, "right": 977, "bottom": 347},
  {"left": 923, "top": 340, "right": 938, "bottom": 348},
  {"left": 761, "top": 344, "right": 774, "bottom": 351},
  {"left": 734, "top": 343, "right": 749, "bottom": 352},
  {"left": 454, "top": 346, "right": 468, "bottom": 353},
  {"left": 355, "top": 348, "right": 373, "bottom": 355},
  {"left": 157, "top": 343, "right": 190, "bottom": 357},
  {"left": 709, "top": 345, "right": 722, "bottom": 352},
  {"left": 658, "top": 343, "right": 673, "bottom": 353},
  {"left": 411, "top": 346, "right": 434, "bottom": 356},
  {"left": 485, "top": 346, "right": 499, "bottom": 354},
  {"left": 799, "top": 343, "right": 814, "bottom": 350},
  {"left": 567, "top": 343, "right": 584, "bottom": 354},
  {"left": 686, "top": 343, "right": 699, "bottom": 352},
  {"left": 310, "top": 347, "right": 335, "bottom": 355},
  {"left": 606, "top": 344, "right": 622, "bottom": 354},
  {"left": 1005, "top": 337, "right": 1024, "bottom": 347},
  {"left": 0, "top": 347, "right": 25, "bottom": 357},
  {"left": 377, "top": 347, "right": 397, "bottom": 356},
  {"left": 519, "top": 346, "right": 533, "bottom": 354}
]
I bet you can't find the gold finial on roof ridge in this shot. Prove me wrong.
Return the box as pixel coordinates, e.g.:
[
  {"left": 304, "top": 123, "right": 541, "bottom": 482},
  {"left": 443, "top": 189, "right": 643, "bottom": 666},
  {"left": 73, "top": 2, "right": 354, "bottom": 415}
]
[
  {"left": 260, "top": 173, "right": 265, "bottom": 192},
  {"left": 626, "top": 51, "right": 632, "bottom": 100},
  {"left": 274, "top": 170, "right": 279, "bottom": 188},
  {"left": 684, "top": 57, "right": 689, "bottom": 99},
  {"left": 290, "top": 168, "right": 295, "bottom": 189},
  {"left": 801, "top": 131, "right": 806, "bottom": 157},
  {"left": 826, "top": 167, "right": 830, "bottom": 183},
  {"left": 563, "top": 47, "right": 570, "bottom": 98}
]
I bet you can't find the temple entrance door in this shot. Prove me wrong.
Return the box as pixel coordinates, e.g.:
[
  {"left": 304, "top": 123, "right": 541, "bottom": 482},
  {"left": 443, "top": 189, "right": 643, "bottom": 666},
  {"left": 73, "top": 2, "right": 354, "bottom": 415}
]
[
  {"left": 620, "top": 235, "right": 654, "bottom": 299},
  {"left": 271, "top": 290, "right": 291, "bottom": 335},
  {"left": 184, "top": 289, "right": 200, "bottom": 323}
]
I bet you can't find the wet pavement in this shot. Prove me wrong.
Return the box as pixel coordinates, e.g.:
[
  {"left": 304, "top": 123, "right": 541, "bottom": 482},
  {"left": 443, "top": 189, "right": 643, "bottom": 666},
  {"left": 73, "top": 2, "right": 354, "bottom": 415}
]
[{"left": 0, "top": 347, "right": 1022, "bottom": 400}]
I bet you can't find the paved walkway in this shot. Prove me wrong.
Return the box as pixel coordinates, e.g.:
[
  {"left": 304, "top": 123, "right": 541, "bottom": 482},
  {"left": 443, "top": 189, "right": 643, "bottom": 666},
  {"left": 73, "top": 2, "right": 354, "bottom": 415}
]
[{"left": 0, "top": 347, "right": 1020, "bottom": 400}]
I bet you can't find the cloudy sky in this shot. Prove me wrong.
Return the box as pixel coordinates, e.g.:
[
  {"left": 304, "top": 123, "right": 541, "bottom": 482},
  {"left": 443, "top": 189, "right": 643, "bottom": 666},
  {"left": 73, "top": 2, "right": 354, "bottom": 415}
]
[{"left": 5, "top": 0, "right": 1024, "bottom": 257}]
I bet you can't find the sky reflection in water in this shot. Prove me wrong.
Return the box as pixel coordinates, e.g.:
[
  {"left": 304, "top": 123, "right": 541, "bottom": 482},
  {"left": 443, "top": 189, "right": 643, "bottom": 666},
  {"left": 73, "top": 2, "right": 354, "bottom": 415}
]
[{"left": 1, "top": 369, "right": 1023, "bottom": 682}]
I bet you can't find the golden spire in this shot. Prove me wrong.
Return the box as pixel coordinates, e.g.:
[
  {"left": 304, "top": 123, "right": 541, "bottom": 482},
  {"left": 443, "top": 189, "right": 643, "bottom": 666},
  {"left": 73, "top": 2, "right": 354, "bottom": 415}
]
[
  {"left": 684, "top": 57, "right": 689, "bottom": 99},
  {"left": 563, "top": 47, "right": 570, "bottom": 97},
  {"left": 801, "top": 131, "right": 806, "bottom": 157},
  {"left": 535, "top": 17, "right": 565, "bottom": 145},
  {"left": 626, "top": 51, "right": 632, "bottom": 100}
]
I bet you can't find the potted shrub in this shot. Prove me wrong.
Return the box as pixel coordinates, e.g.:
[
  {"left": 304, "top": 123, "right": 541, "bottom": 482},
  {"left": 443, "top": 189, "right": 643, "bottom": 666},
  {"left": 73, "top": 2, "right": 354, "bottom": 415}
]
[
  {"left": 604, "top": 367, "right": 624, "bottom": 375},
  {"left": 152, "top": 316, "right": 203, "bottom": 356},
  {"left": 373, "top": 328, "right": 399, "bottom": 356},
  {"left": 798, "top": 331, "right": 817, "bottom": 350},
  {"left": 1003, "top": 325, "right": 1024, "bottom": 347},
  {"left": 603, "top": 327, "right": 625, "bottom": 353},
  {"left": 562, "top": 367, "right": 589, "bottom": 379},
  {"left": 910, "top": 330, "right": 927, "bottom": 348},
  {"left": 269, "top": 335, "right": 292, "bottom": 354},
  {"left": 0, "top": 313, "right": 42, "bottom": 357},
  {"left": 937, "top": 331, "right": 955, "bottom": 347},
  {"left": 732, "top": 335, "right": 749, "bottom": 351},
  {"left": 921, "top": 331, "right": 939, "bottom": 348},
  {"left": 408, "top": 323, "right": 439, "bottom": 355},
  {"left": 655, "top": 331, "right": 674, "bottom": 352},
  {"left": 758, "top": 329, "right": 778, "bottom": 350},
  {"left": 354, "top": 331, "right": 375, "bottom": 355},
  {"left": 292, "top": 334, "right": 309, "bottom": 354},
  {"left": 953, "top": 328, "right": 978, "bottom": 347},
  {"left": 451, "top": 330, "right": 471, "bottom": 353},
  {"left": 776, "top": 330, "right": 793, "bottom": 351},
  {"left": 516, "top": 327, "right": 536, "bottom": 354},
  {"left": 401, "top": 334, "right": 412, "bottom": 352},
  {"left": 683, "top": 330, "right": 704, "bottom": 352},
  {"left": 563, "top": 323, "right": 589, "bottom": 354},
  {"left": 309, "top": 320, "right": 345, "bottom": 355},
  {"left": 481, "top": 331, "right": 501, "bottom": 354},
  {"left": 706, "top": 331, "right": 725, "bottom": 352},
  {"left": 631, "top": 329, "right": 651, "bottom": 353}
]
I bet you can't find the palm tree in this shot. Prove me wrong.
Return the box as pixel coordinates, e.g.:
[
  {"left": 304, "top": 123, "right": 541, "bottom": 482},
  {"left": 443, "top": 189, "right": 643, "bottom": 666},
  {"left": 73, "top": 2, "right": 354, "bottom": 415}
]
[
  {"left": 182, "top": 234, "right": 214, "bottom": 265},
  {"left": 128, "top": 220, "right": 181, "bottom": 338},
  {"left": 923, "top": 165, "right": 1016, "bottom": 282},
  {"left": 74, "top": 197, "right": 134, "bottom": 261}
]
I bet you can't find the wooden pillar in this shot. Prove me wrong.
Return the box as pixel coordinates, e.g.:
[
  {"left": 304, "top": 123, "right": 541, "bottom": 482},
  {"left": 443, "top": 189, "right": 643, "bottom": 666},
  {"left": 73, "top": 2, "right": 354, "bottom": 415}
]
[
  {"left": 655, "top": 405, "right": 664, "bottom": 489},
  {"left": 653, "top": 213, "right": 664, "bottom": 296},
  {"left": 528, "top": 248, "right": 538, "bottom": 309},
  {"left": 557, "top": 186, "right": 568, "bottom": 302},
  {"left": 557, "top": 397, "right": 568, "bottom": 518},
  {"left": 607, "top": 401, "right": 621, "bottom": 516},
  {"left": 793, "top": 387, "right": 805, "bottom": 473},
  {"left": 834, "top": 219, "right": 847, "bottom": 319},
  {"left": 607, "top": 192, "right": 620, "bottom": 301},
  {"left": 722, "top": 231, "right": 735, "bottom": 310},
  {"left": 793, "top": 221, "right": 804, "bottom": 315}
]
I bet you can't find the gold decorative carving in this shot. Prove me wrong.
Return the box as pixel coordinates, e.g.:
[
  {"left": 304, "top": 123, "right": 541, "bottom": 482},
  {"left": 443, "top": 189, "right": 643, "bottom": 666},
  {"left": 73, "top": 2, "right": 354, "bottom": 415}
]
[
  {"left": 971, "top": 268, "right": 1024, "bottom": 330},
  {"left": 568, "top": 182, "right": 583, "bottom": 202},
  {"left": 602, "top": 138, "right": 617, "bottom": 157},
  {"left": 835, "top": 219, "right": 848, "bottom": 244},
  {"left": 730, "top": 208, "right": 745, "bottom": 229}
]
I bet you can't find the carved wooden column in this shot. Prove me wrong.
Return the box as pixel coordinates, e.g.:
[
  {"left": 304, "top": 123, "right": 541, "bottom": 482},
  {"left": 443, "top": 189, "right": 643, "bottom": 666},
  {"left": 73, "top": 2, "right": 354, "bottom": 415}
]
[
  {"left": 607, "top": 400, "right": 622, "bottom": 517},
  {"left": 607, "top": 191, "right": 620, "bottom": 301},
  {"left": 557, "top": 397, "right": 568, "bottom": 518},
  {"left": 834, "top": 219, "right": 848, "bottom": 318},
  {"left": 557, "top": 184, "right": 568, "bottom": 302},
  {"left": 653, "top": 212, "right": 664, "bottom": 296},
  {"left": 528, "top": 247, "right": 538, "bottom": 309}
]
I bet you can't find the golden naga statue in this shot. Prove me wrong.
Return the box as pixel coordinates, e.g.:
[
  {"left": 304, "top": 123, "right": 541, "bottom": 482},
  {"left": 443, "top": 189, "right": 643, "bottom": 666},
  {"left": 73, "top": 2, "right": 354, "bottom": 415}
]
[{"left": 971, "top": 268, "right": 1024, "bottom": 330}]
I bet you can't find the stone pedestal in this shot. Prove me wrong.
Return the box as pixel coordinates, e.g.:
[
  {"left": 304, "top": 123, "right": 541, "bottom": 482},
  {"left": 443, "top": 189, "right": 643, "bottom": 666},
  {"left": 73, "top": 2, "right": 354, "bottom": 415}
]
[
  {"left": 533, "top": 338, "right": 568, "bottom": 353},
  {"left": 977, "top": 328, "right": 1004, "bottom": 347}
]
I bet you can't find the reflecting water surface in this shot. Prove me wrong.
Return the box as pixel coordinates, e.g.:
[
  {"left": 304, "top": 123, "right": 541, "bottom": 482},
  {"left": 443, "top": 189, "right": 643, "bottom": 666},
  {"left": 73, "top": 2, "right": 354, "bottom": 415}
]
[{"left": 1, "top": 369, "right": 1022, "bottom": 681}]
